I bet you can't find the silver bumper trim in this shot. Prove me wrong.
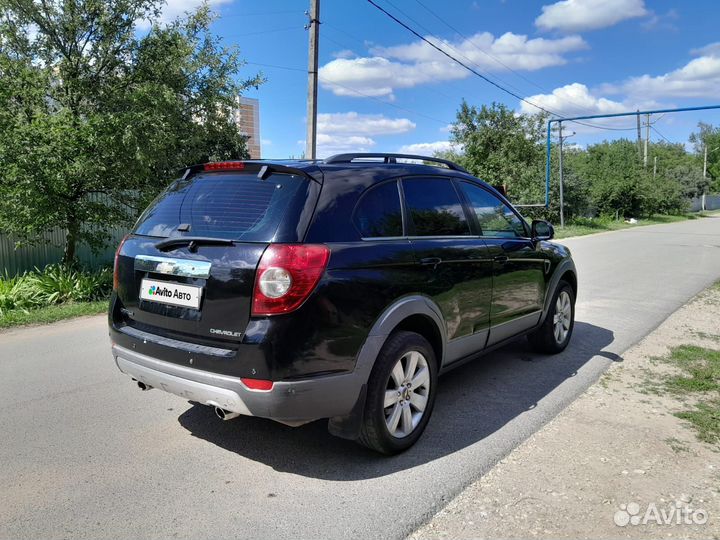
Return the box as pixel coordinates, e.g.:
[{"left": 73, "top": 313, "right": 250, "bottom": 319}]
[{"left": 115, "top": 353, "right": 252, "bottom": 416}]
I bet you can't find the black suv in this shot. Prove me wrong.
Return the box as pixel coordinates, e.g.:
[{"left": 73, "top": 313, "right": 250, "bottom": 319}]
[{"left": 110, "top": 153, "right": 576, "bottom": 454}]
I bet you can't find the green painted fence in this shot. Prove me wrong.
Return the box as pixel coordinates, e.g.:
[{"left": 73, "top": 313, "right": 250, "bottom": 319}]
[{"left": 0, "top": 227, "right": 128, "bottom": 276}]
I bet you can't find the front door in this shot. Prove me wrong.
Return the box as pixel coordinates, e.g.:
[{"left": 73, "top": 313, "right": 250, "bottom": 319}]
[{"left": 456, "top": 181, "right": 547, "bottom": 346}]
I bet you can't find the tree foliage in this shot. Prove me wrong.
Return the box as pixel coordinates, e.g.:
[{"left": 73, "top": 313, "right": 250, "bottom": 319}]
[
  {"left": 689, "top": 122, "right": 720, "bottom": 191},
  {"left": 0, "top": 0, "right": 263, "bottom": 263}
]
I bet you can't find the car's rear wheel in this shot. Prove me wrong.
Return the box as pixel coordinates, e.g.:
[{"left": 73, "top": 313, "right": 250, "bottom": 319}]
[
  {"left": 358, "top": 331, "right": 438, "bottom": 454},
  {"left": 528, "top": 280, "right": 575, "bottom": 354}
]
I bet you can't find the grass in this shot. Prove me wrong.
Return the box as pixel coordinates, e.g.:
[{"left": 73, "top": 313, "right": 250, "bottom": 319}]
[
  {"left": 676, "top": 402, "right": 720, "bottom": 446},
  {"left": 0, "top": 300, "right": 108, "bottom": 329},
  {"left": 651, "top": 345, "right": 720, "bottom": 446},
  {"left": 554, "top": 211, "right": 717, "bottom": 239}
]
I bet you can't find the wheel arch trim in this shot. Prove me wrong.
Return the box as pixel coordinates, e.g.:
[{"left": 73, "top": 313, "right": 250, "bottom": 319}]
[{"left": 540, "top": 258, "right": 577, "bottom": 326}]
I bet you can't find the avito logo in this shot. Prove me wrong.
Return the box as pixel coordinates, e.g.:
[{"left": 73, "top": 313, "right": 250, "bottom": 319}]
[{"left": 148, "top": 285, "right": 173, "bottom": 298}]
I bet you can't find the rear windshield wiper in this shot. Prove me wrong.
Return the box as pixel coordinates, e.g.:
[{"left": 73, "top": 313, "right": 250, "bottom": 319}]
[{"left": 155, "top": 236, "right": 235, "bottom": 252}]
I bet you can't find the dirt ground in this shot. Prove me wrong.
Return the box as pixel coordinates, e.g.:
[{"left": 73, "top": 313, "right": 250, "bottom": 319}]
[{"left": 410, "top": 286, "right": 720, "bottom": 540}]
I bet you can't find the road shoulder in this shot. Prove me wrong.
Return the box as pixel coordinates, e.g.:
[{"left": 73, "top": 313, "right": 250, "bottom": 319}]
[{"left": 410, "top": 285, "right": 720, "bottom": 540}]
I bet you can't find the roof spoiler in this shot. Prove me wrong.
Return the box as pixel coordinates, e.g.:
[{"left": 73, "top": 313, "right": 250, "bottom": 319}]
[{"left": 179, "top": 160, "right": 322, "bottom": 183}]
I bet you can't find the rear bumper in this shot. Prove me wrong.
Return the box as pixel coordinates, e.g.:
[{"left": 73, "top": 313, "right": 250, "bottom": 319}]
[{"left": 112, "top": 344, "right": 364, "bottom": 424}]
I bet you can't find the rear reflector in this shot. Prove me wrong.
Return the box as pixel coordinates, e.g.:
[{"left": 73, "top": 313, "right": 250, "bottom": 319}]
[
  {"left": 203, "top": 161, "right": 245, "bottom": 171},
  {"left": 113, "top": 235, "right": 129, "bottom": 291},
  {"left": 252, "top": 244, "right": 330, "bottom": 316},
  {"left": 241, "top": 378, "right": 274, "bottom": 391}
]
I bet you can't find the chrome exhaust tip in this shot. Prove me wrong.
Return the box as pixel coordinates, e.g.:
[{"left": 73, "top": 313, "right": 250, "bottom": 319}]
[
  {"left": 214, "top": 407, "right": 240, "bottom": 421},
  {"left": 137, "top": 381, "right": 153, "bottom": 391}
]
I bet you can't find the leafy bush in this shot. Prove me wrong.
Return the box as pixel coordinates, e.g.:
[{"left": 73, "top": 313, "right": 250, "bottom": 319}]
[
  {"left": 0, "top": 273, "right": 45, "bottom": 315},
  {"left": 0, "top": 266, "right": 112, "bottom": 315},
  {"left": 28, "top": 265, "right": 112, "bottom": 304}
]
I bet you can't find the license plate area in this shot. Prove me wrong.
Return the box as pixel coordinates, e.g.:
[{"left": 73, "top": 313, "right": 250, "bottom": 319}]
[{"left": 140, "top": 278, "right": 203, "bottom": 310}]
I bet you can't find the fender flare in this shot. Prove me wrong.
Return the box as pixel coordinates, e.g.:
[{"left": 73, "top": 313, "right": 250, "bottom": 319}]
[
  {"left": 327, "top": 295, "right": 446, "bottom": 439},
  {"left": 539, "top": 257, "right": 577, "bottom": 326}
]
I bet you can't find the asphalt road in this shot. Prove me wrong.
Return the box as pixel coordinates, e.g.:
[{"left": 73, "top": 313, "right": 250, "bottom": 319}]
[{"left": 2, "top": 217, "right": 720, "bottom": 540}]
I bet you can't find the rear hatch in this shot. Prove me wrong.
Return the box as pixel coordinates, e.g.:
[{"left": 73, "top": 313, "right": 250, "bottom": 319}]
[{"left": 113, "top": 165, "right": 318, "bottom": 346}]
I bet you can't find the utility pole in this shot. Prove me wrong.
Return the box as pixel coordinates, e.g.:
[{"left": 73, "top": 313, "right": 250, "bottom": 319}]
[
  {"left": 636, "top": 109, "right": 642, "bottom": 163},
  {"left": 653, "top": 156, "right": 657, "bottom": 180},
  {"left": 558, "top": 122, "right": 564, "bottom": 228},
  {"left": 704, "top": 144, "right": 708, "bottom": 179},
  {"left": 305, "top": 0, "right": 320, "bottom": 159},
  {"left": 643, "top": 113, "right": 650, "bottom": 168}
]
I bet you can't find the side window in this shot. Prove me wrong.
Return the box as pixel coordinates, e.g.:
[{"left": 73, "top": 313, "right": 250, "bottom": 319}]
[
  {"left": 459, "top": 181, "right": 527, "bottom": 238},
  {"left": 352, "top": 181, "right": 403, "bottom": 238},
  {"left": 402, "top": 177, "right": 471, "bottom": 236}
]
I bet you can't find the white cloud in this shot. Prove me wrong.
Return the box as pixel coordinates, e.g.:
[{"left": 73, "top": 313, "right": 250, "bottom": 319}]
[
  {"left": 332, "top": 49, "right": 356, "bottom": 59},
  {"left": 601, "top": 46, "right": 720, "bottom": 100},
  {"left": 535, "top": 0, "right": 647, "bottom": 32},
  {"left": 517, "top": 83, "right": 655, "bottom": 133},
  {"left": 319, "top": 32, "right": 586, "bottom": 98},
  {"left": 317, "top": 112, "right": 415, "bottom": 136},
  {"left": 316, "top": 134, "right": 375, "bottom": 157},
  {"left": 691, "top": 42, "right": 720, "bottom": 57},
  {"left": 137, "top": 0, "right": 232, "bottom": 29},
  {"left": 520, "top": 83, "right": 628, "bottom": 117},
  {"left": 397, "top": 141, "right": 459, "bottom": 155},
  {"left": 313, "top": 112, "right": 416, "bottom": 158},
  {"left": 261, "top": 139, "right": 272, "bottom": 146}
]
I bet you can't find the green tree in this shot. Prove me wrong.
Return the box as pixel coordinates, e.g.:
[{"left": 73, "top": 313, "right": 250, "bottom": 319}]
[
  {"left": 442, "top": 101, "right": 548, "bottom": 202},
  {"left": 689, "top": 122, "right": 720, "bottom": 191},
  {"left": 572, "top": 139, "right": 645, "bottom": 217},
  {"left": 0, "top": 0, "right": 262, "bottom": 264}
]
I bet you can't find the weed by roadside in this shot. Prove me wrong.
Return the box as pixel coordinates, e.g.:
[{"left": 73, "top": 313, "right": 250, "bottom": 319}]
[{"left": 647, "top": 345, "right": 720, "bottom": 446}]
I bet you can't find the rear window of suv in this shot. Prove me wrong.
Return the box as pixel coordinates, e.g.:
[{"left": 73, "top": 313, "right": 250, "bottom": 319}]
[{"left": 133, "top": 172, "right": 308, "bottom": 241}]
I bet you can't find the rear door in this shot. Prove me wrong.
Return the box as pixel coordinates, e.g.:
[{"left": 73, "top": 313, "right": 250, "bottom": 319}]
[
  {"left": 456, "top": 181, "right": 547, "bottom": 346},
  {"left": 113, "top": 168, "right": 317, "bottom": 346},
  {"left": 401, "top": 176, "right": 494, "bottom": 347}
]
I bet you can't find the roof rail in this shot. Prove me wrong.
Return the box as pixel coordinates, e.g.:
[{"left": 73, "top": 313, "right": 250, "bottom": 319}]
[{"left": 324, "top": 153, "right": 468, "bottom": 173}]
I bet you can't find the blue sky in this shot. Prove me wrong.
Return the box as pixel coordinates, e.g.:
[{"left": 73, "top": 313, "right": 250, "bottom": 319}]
[{"left": 162, "top": 0, "right": 720, "bottom": 157}]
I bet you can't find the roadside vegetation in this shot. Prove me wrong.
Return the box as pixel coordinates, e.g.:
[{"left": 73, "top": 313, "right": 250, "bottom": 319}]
[
  {"left": 554, "top": 211, "right": 715, "bottom": 239},
  {"left": 645, "top": 343, "right": 720, "bottom": 446},
  {"left": 664, "top": 345, "right": 720, "bottom": 445},
  {"left": 0, "top": 265, "right": 111, "bottom": 329}
]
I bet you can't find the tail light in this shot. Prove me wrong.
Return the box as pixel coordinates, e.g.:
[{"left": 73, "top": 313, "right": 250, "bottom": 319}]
[
  {"left": 252, "top": 244, "right": 330, "bottom": 316},
  {"left": 113, "top": 235, "right": 129, "bottom": 291}
]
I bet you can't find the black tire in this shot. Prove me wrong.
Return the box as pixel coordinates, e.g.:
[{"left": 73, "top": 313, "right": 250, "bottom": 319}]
[
  {"left": 357, "top": 331, "right": 438, "bottom": 455},
  {"left": 528, "top": 280, "right": 575, "bottom": 354}
]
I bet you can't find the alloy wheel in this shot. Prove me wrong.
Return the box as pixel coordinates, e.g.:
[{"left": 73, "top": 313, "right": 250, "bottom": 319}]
[
  {"left": 553, "top": 290, "right": 572, "bottom": 344},
  {"left": 383, "top": 350, "right": 431, "bottom": 438}
]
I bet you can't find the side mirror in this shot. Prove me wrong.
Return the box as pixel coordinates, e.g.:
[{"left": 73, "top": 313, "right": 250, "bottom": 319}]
[{"left": 531, "top": 219, "right": 554, "bottom": 241}]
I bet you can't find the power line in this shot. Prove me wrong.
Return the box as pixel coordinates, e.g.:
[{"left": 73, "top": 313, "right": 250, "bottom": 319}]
[
  {"left": 245, "top": 61, "right": 304, "bottom": 72},
  {"left": 243, "top": 61, "right": 452, "bottom": 125},
  {"left": 411, "top": 0, "right": 632, "bottom": 125},
  {"left": 223, "top": 25, "right": 303, "bottom": 39},
  {"left": 412, "top": 0, "right": 552, "bottom": 96},
  {"left": 382, "top": 0, "right": 534, "bottom": 104},
  {"left": 365, "top": 0, "right": 556, "bottom": 112},
  {"left": 651, "top": 125, "right": 673, "bottom": 144},
  {"left": 366, "top": 0, "right": 639, "bottom": 133}
]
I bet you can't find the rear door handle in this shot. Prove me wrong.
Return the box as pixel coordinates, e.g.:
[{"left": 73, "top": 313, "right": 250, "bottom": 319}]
[
  {"left": 420, "top": 257, "right": 442, "bottom": 267},
  {"left": 493, "top": 255, "right": 509, "bottom": 264}
]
